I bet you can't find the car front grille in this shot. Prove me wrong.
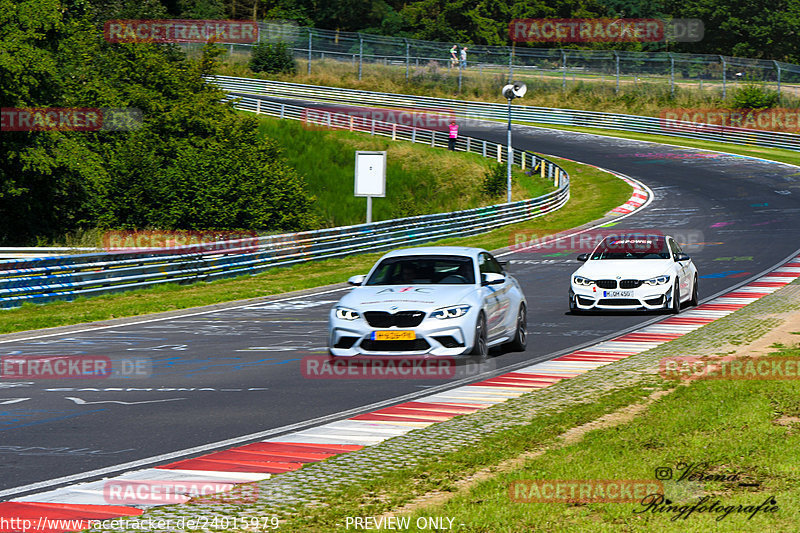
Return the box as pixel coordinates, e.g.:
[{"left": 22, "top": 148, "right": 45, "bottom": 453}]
[
  {"left": 620, "top": 279, "right": 643, "bottom": 289},
  {"left": 363, "top": 311, "right": 425, "bottom": 328},
  {"left": 596, "top": 280, "right": 617, "bottom": 289},
  {"left": 359, "top": 339, "right": 431, "bottom": 352}
]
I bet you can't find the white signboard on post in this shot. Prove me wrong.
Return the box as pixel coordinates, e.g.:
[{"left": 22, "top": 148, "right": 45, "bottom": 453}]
[
  {"left": 355, "top": 151, "right": 386, "bottom": 223},
  {"left": 355, "top": 151, "right": 386, "bottom": 197}
]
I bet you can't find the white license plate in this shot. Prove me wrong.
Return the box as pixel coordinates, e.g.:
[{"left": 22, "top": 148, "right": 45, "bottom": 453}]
[{"left": 604, "top": 290, "right": 634, "bottom": 297}]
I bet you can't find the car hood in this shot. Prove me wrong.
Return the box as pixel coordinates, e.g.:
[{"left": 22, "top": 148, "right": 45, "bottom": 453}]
[
  {"left": 574, "top": 259, "right": 674, "bottom": 280},
  {"left": 338, "top": 284, "right": 476, "bottom": 312}
]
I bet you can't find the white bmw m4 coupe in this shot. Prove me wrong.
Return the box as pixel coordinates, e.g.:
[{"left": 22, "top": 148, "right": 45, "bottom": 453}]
[{"left": 569, "top": 234, "right": 698, "bottom": 313}]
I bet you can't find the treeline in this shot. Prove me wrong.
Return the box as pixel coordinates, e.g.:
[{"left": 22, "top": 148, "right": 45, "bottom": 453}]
[
  {"left": 183, "top": 0, "right": 800, "bottom": 62},
  {"left": 0, "top": 0, "right": 316, "bottom": 246}
]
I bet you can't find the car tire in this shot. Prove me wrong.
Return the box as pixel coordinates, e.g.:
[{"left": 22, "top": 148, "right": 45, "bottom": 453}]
[
  {"left": 505, "top": 305, "right": 527, "bottom": 352},
  {"left": 670, "top": 282, "right": 681, "bottom": 314},
  {"left": 469, "top": 313, "right": 489, "bottom": 360},
  {"left": 689, "top": 275, "right": 699, "bottom": 307}
]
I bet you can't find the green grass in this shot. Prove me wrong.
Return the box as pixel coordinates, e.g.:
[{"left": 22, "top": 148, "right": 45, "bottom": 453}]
[
  {"left": 394, "top": 344, "right": 800, "bottom": 532},
  {"left": 274, "top": 343, "right": 800, "bottom": 532},
  {"left": 0, "top": 155, "right": 629, "bottom": 333},
  {"left": 280, "top": 386, "right": 656, "bottom": 532},
  {"left": 254, "top": 114, "right": 552, "bottom": 227}
]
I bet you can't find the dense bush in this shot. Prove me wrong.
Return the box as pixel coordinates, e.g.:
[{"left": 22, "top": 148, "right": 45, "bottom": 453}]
[
  {"left": 482, "top": 163, "right": 507, "bottom": 198},
  {"left": 249, "top": 41, "right": 297, "bottom": 74},
  {"left": 730, "top": 84, "right": 781, "bottom": 109}
]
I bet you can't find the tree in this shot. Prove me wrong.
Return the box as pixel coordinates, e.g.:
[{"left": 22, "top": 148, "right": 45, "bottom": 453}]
[{"left": 0, "top": 0, "right": 316, "bottom": 245}]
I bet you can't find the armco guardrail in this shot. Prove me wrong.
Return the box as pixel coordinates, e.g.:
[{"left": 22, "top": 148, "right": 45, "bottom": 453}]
[
  {"left": 0, "top": 99, "right": 569, "bottom": 308},
  {"left": 211, "top": 76, "right": 800, "bottom": 151}
]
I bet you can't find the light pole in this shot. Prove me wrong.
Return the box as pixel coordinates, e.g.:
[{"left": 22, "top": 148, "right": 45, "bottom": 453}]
[{"left": 501, "top": 82, "right": 527, "bottom": 203}]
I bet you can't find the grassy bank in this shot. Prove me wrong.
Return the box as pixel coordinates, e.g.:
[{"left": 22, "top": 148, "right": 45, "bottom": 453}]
[
  {"left": 0, "top": 156, "right": 629, "bottom": 333},
  {"left": 254, "top": 114, "right": 552, "bottom": 227},
  {"left": 395, "top": 343, "right": 800, "bottom": 532},
  {"left": 215, "top": 54, "right": 800, "bottom": 117}
]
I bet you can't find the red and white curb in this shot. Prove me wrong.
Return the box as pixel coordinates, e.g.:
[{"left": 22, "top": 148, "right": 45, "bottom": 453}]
[
  {"left": 3, "top": 254, "right": 798, "bottom": 531},
  {"left": 608, "top": 176, "right": 648, "bottom": 215}
]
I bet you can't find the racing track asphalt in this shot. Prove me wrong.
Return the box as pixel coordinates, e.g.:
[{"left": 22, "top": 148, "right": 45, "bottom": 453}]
[{"left": 1, "top": 98, "right": 799, "bottom": 498}]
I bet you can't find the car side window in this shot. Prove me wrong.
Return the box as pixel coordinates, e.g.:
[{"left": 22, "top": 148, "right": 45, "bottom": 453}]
[
  {"left": 668, "top": 239, "right": 682, "bottom": 258},
  {"left": 479, "top": 253, "right": 503, "bottom": 274}
]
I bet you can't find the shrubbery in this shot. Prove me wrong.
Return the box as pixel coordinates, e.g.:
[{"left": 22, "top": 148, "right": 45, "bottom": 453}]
[
  {"left": 730, "top": 84, "right": 780, "bottom": 109},
  {"left": 249, "top": 41, "right": 297, "bottom": 74},
  {"left": 482, "top": 163, "right": 506, "bottom": 198}
]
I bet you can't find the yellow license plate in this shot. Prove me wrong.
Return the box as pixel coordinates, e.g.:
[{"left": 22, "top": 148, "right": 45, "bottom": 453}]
[{"left": 372, "top": 330, "right": 416, "bottom": 341}]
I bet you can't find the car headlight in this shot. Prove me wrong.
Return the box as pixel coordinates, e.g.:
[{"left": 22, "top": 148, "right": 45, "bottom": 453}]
[
  {"left": 573, "top": 275, "right": 595, "bottom": 286},
  {"left": 644, "top": 275, "right": 670, "bottom": 286},
  {"left": 430, "top": 305, "right": 471, "bottom": 319},
  {"left": 335, "top": 307, "right": 360, "bottom": 320}
]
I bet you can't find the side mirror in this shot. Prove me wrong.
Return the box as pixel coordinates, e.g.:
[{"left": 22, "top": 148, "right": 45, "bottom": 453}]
[
  {"left": 675, "top": 253, "right": 690, "bottom": 262},
  {"left": 481, "top": 272, "right": 505, "bottom": 286},
  {"left": 347, "top": 274, "right": 366, "bottom": 286},
  {"left": 577, "top": 254, "right": 588, "bottom": 262}
]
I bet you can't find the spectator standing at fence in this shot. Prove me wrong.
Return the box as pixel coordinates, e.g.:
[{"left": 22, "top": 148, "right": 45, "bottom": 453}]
[
  {"left": 450, "top": 45, "right": 458, "bottom": 67},
  {"left": 448, "top": 119, "right": 459, "bottom": 151},
  {"left": 460, "top": 47, "right": 468, "bottom": 69}
]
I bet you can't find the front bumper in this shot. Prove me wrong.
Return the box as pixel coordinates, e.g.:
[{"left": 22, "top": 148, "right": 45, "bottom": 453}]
[
  {"left": 570, "top": 284, "right": 673, "bottom": 311},
  {"left": 329, "top": 311, "right": 477, "bottom": 356}
]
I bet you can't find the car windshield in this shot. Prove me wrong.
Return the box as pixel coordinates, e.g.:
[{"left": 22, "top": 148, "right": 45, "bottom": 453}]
[
  {"left": 365, "top": 256, "right": 475, "bottom": 285},
  {"left": 590, "top": 236, "right": 671, "bottom": 260}
]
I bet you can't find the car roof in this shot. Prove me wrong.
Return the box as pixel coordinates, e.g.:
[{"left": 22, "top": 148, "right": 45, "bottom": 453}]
[{"left": 378, "top": 246, "right": 485, "bottom": 260}]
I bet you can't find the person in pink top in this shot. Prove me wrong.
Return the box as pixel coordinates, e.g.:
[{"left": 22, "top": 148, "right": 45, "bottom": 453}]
[{"left": 448, "top": 119, "right": 459, "bottom": 151}]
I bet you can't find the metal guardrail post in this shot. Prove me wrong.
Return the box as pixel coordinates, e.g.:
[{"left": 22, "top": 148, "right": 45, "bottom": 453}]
[
  {"left": 562, "top": 49, "right": 567, "bottom": 91},
  {"left": 669, "top": 53, "right": 675, "bottom": 98},
  {"left": 774, "top": 60, "right": 782, "bottom": 98},
  {"left": 720, "top": 55, "right": 727, "bottom": 99},
  {"left": 358, "top": 34, "right": 363, "bottom": 80},
  {"left": 307, "top": 30, "right": 312, "bottom": 75},
  {"left": 508, "top": 45, "right": 513, "bottom": 82},
  {"left": 614, "top": 51, "right": 620, "bottom": 93},
  {"left": 405, "top": 39, "right": 410, "bottom": 80}
]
